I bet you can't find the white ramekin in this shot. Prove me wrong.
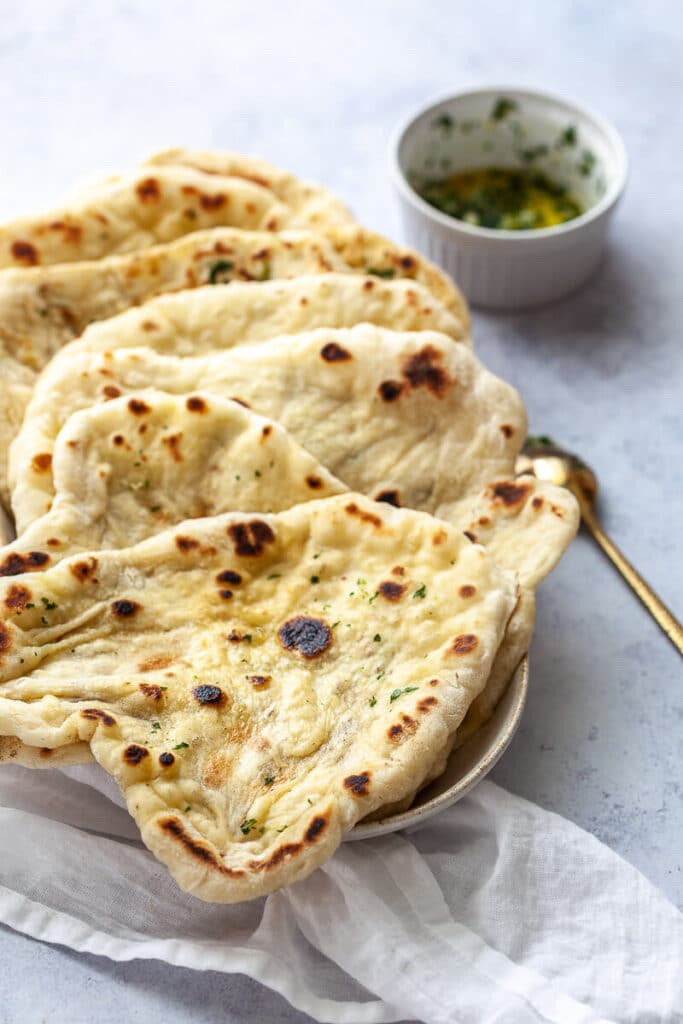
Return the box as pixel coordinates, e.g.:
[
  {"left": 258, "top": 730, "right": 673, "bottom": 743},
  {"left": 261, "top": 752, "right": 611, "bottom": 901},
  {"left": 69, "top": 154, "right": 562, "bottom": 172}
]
[{"left": 391, "top": 86, "right": 628, "bottom": 309}]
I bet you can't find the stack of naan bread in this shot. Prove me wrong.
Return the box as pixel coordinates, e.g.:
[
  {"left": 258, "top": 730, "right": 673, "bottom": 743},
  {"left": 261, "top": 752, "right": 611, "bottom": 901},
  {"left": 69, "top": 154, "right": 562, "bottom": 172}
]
[{"left": 0, "top": 150, "right": 578, "bottom": 902}]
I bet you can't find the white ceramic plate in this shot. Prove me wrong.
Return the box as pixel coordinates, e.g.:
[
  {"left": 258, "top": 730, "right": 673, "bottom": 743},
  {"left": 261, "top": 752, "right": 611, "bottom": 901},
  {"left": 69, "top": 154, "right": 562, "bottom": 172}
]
[{"left": 348, "top": 656, "right": 528, "bottom": 840}]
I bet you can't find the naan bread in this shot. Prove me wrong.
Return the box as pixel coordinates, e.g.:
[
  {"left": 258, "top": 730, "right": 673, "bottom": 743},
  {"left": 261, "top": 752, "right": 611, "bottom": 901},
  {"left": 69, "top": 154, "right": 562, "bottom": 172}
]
[
  {"left": 0, "top": 494, "right": 518, "bottom": 900},
  {"left": 0, "top": 229, "right": 348, "bottom": 372},
  {"left": 0, "top": 273, "right": 466, "bottom": 506},
  {"left": 144, "top": 148, "right": 354, "bottom": 230},
  {"left": 0, "top": 165, "right": 336, "bottom": 271},
  {"left": 327, "top": 225, "right": 469, "bottom": 328},
  {"left": 9, "top": 326, "right": 524, "bottom": 534},
  {"left": 0, "top": 391, "right": 344, "bottom": 563}
]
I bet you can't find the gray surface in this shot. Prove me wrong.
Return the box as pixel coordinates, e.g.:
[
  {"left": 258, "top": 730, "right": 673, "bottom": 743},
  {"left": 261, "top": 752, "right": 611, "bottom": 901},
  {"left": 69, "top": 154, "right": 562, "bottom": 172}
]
[{"left": 0, "top": 0, "right": 681, "bottom": 1021}]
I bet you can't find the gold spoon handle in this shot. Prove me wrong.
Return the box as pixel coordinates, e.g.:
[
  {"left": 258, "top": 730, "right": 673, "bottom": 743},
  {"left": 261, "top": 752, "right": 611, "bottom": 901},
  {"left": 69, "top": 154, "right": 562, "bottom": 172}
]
[{"left": 574, "top": 489, "right": 683, "bottom": 656}]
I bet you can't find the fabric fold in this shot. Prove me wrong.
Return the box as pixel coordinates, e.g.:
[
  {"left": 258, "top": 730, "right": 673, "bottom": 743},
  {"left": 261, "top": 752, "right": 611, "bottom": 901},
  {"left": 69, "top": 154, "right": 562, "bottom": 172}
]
[{"left": 0, "top": 766, "right": 680, "bottom": 1024}]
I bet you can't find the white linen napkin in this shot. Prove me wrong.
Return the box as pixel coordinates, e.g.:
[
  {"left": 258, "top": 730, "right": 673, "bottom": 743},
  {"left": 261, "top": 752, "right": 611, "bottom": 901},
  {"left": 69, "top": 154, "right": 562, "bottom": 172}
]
[{"left": 0, "top": 764, "right": 680, "bottom": 1024}]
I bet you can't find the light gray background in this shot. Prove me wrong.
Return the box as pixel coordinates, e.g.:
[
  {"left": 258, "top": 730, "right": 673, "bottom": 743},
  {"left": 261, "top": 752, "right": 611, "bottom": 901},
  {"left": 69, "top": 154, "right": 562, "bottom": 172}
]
[{"left": 0, "top": 1, "right": 681, "bottom": 1021}]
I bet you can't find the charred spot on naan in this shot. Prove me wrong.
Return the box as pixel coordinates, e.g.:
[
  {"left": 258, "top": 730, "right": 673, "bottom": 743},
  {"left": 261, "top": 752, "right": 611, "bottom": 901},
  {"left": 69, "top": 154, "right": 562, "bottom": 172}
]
[
  {"left": 159, "top": 817, "right": 245, "bottom": 877},
  {"left": 320, "top": 341, "right": 352, "bottom": 362},
  {"left": 11, "top": 240, "right": 39, "bottom": 265},
  {"left": 0, "top": 551, "right": 50, "bottom": 577},
  {"left": 375, "top": 489, "right": 401, "bottom": 506},
  {"left": 227, "top": 520, "right": 275, "bottom": 557},
  {"left": 248, "top": 675, "right": 271, "bottom": 690},
  {"left": 378, "top": 580, "right": 406, "bottom": 601},
  {"left": 70, "top": 557, "right": 98, "bottom": 583},
  {"left": 193, "top": 684, "right": 225, "bottom": 707},
  {"left": 343, "top": 772, "right": 371, "bottom": 796},
  {"left": 31, "top": 453, "right": 52, "bottom": 473},
  {"left": 486, "top": 481, "right": 531, "bottom": 508},
  {"left": 175, "top": 535, "right": 200, "bottom": 552},
  {"left": 186, "top": 395, "right": 208, "bottom": 413},
  {"left": 401, "top": 345, "right": 453, "bottom": 398},
  {"left": 80, "top": 708, "right": 117, "bottom": 727},
  {"left": 123, "top": 743, "right": 149, "bottom": 765},
  {"left": 344, "top": 502, "right": 382, "bottom": 528},
  {"left": 111, "top": 599, "right": 141, "bottom": 618},
  {"left": 216, "top": 570, "right": 242, "bottom": 585},
  {"left": 278, "top": 616, "right": 332, "bottom": 658},
  {"left": 138, "top": 654, "right": 174, "bottom": 673},
  {"left": 138, "top": 683, "right": 165, "bottom": 700},
  {"left": 3, "top": 584, "right": 33, "bottom": 611},
  {"left": 450, "top": 634, "right": 478, "bottom": 655},
  {"left": 378, "top": 379, "right": 404, "bottom": 402},
  {"left": 0, "top": 623, "right": 13, "bottom": 657},
  {"left": 136, "top": 177, "right": 161, "bottom": 202},
  {"left": 127, "top": 398, "right": 151, "bottom": 416},
  {"left": 162, "top": 432, "right": 183, "bottom": 462}
]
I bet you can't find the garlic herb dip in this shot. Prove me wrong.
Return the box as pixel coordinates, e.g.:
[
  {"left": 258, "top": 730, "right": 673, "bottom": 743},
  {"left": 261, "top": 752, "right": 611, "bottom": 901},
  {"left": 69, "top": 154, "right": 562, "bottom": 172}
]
[{"left": 414, "top": 167, "right": 583, "bottom": 231}]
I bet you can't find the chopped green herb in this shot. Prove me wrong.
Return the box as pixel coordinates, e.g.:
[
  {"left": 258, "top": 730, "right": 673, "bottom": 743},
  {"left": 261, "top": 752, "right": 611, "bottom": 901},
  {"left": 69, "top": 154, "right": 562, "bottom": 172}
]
[
  {"left": 184, "top": 805, "right": 191, "bottom": 812},
  {"left": 208, "top": 259, "right": 235, "bottom": 284},
  {"left": 41, "top": 616, "right": 49, "bottom": 626},
  {"left": 366, "top": 266, "right": 395, "bottom": 278},
  {"left": 491, "top": 97, "right": 517, "bottom": 120},
  {"left": 276, "top": 825, "right": 288, "bottom": 833},
  {"left": 41, "top": 597, "right": 57, "bottom": 610},
  {"left": 240, "top": 818, "right": 257, "bottom": 835},
  {"left": 264, "top": 776, "right": 275, "bottom": 786},
  {"left": 331, "top": 620, "right": 340, "bottom": 628},
  {"left": 151, "top": 721, "right": 161, "bottom": 731},
  {"left": 244, "top": 634, "right": 252, "bottom": 643},
  {"left": 150, "top": 504, "right": 161, "bottom": 512},
  {"left": 310, "top": 575, "right": 320, "bottom": 584},
  {"left": 431, "top": 112, "right": 454, "bottom": 131},
  {"left": 519, "top": 143, "right": 549, "bottom": 163},
  {"left": 256, "top": 260, "right": 271, "bottom": 281},
  {"left": 558, "top": 124, "right": 577, "bottom": 147},
  {"left": 390, "top": 686, "right": 419, "bottom": 702},
  {"left": 413, "top": 584, "right": 427, "bottom": 599},
  {"left": 254, "top": 469, "right": 262, "bottom": 477},
  {"left": 25, "top": 603, "right": 35, "bottom": 609},
  {"left": 172, "top": 741, "right": 189, "bottom": 750},
  {"left": 579, "top": 149, "right": 595, "bottom": 176},
  {"left": 369, "top": 696, "right": 377, "bottom": 707},
  {"left": 368, "top": 591, "right": 378, "bottom": 604},
  {"left": 356, "top": 577, "right": 367, "bottom": 586},
  {"left": 376, "top": 670, "right": 385, "bottom": 680},
  {"left": 373, "top": 634, "right": 382, "bottom": 643},
  {"left": 267, "top": 573, "right": 282, "bottom": 580},
  {"left": 185, "top": 209, "right": 197, "bottom": 220}
]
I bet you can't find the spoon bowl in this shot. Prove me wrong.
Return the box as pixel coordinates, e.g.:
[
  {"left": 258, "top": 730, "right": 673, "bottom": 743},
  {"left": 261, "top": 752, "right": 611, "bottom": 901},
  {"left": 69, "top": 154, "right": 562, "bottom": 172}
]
[{"left": 516, "top": 436, "right": 683, "bottom": 655}]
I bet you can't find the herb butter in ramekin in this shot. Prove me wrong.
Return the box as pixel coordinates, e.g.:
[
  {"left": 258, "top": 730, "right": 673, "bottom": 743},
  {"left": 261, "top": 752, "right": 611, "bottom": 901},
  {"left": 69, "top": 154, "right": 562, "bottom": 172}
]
[{"left": 392, "top": 87, "right": 628, "bottom": 309}]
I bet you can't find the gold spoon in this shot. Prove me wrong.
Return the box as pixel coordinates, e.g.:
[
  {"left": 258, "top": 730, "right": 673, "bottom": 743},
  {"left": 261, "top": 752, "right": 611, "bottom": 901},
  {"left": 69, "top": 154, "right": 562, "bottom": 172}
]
[{"left": 516, "top": 437, "right": 683, "bottom": 656}]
